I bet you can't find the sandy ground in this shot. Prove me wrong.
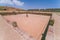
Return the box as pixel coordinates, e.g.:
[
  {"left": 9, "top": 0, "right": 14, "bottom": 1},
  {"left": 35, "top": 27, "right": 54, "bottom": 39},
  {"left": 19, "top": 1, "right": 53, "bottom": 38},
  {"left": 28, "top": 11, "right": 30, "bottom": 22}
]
[
  {"left": 3, "top": 14, "right": 50, "bottom": 40},
  {"left": 0, "top": 15, "right": 36, "bottom": 40},
  {"left": 46, "top": 25, "right": 54, "bottom": 40},
  {"left": 53, "top": 13, "right": 60, "bottom": 40},
  {"left": 46, "top": 13, "right": 60, "bottom": 40},
  {"left": 0, "top": 15, "right": 22, "bottom": 40}
]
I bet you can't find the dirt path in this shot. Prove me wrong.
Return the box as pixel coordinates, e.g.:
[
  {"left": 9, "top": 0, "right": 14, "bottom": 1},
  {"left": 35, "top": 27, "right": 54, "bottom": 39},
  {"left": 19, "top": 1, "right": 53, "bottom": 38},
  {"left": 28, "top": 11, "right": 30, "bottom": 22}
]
[
  {"left": 53, "top": 13, "right": 60, "bottom": 40},
  {"left": 46, "top": 13, "right": 60, "bottom": 40}
]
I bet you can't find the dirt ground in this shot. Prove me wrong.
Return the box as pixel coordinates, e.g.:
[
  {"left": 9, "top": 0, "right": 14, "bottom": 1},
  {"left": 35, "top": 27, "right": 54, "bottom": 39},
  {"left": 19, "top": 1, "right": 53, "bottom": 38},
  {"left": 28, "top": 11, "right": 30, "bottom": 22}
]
[
  {"left": 3, "top": 14, "right": 50, "bottom": 40},
  {"left": 46, "top": 13, "right": 60, "bottom": 40}
]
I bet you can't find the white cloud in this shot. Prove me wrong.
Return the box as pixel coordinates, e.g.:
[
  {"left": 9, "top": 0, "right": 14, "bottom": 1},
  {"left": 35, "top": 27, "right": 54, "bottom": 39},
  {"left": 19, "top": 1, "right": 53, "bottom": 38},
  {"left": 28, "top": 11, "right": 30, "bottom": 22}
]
[
  {"left": 13, "top": 0, "right": 24, "bottom": 6},
  {"left": 0, "top": 0, "right": 24, "bottom": 6}
]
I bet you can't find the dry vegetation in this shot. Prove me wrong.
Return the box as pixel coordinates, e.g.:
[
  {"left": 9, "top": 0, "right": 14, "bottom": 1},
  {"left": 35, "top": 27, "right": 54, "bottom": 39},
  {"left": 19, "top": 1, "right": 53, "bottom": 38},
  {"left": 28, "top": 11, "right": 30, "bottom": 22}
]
[{"left": 0, "top": 6, "right": 25, "bottom": 11}]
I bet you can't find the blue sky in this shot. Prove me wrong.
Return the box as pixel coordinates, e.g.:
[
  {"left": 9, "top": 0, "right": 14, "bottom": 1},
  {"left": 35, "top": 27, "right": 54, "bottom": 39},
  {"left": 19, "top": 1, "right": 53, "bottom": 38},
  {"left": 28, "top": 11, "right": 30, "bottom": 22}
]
[{"left": 0, "top": 0, "right": 60, "bottom": 9}]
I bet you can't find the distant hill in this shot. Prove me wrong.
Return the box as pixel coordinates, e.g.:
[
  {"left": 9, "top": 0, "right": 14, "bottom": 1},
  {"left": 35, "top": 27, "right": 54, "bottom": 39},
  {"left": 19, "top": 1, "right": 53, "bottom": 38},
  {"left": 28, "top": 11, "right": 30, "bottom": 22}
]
[
  {"left": 0, "top": 6, "right": 60, "bottom": 12},
  {"left": 40, "top": 8, "right": 60, "bottom": 12},
  {"left": 28, "top": 8, "right": 60, "bottom": 12},
  {"left": 0, "top": 6, "right": 25, "bottom": 11}
]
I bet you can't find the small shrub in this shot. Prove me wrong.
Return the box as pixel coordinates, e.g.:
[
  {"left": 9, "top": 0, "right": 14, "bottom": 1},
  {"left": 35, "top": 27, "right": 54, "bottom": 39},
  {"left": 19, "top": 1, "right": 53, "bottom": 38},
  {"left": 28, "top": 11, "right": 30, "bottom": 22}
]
[
  {"left": 49, "top": 19, "right": 54, "bottom": 26},
  {"left": 12, "top": 22, "right": 18, "bottom": 27}
]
